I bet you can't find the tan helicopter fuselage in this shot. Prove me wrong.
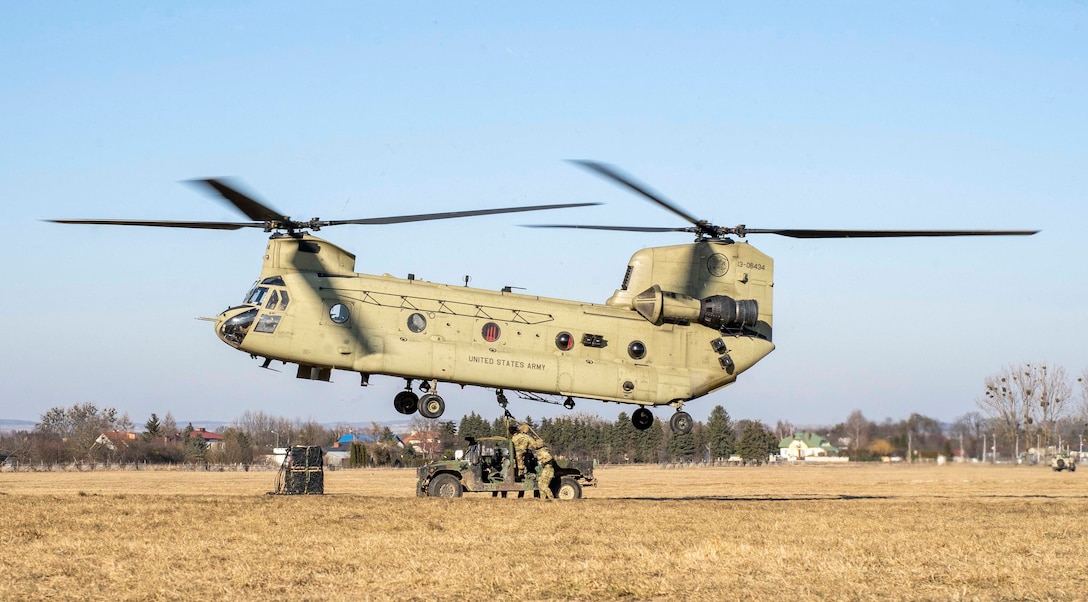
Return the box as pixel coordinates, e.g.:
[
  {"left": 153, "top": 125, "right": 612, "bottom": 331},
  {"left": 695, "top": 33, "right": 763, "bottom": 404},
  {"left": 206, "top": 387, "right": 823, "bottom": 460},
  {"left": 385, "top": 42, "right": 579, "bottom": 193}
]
[{"left": 215, "top": 234, "right": 775, "bottom": 408}]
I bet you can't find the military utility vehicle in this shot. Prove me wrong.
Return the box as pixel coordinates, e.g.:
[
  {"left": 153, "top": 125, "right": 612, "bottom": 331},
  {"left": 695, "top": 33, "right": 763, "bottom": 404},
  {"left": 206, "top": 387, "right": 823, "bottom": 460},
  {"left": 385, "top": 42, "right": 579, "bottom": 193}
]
[
  {"left": 1051, "top": 454, "right": 1077, "bottom": 472},
  {"left": 416, "top": 436, "right": 595, "bottom": 499}
]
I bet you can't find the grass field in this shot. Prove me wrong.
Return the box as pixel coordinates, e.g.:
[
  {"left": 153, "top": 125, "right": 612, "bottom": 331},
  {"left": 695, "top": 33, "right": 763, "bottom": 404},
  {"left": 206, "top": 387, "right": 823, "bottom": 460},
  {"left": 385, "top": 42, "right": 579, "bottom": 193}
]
[{"left": 2, "top": 463, "right": 1086, "bottom": 601}]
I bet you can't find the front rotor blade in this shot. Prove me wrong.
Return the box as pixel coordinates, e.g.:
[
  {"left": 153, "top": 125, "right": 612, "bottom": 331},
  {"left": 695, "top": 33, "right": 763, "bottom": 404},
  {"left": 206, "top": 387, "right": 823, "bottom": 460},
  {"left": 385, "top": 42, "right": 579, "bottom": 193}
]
[
  {"left": 570, "top": 160, "right": 707, "bottom": 229},
  {"left": 46, "top": 219, "right": 261, "bottom": 230},
  {"left": 186, "top": 178, "right": 289, "bottom": 222},
  {"left": 323, "top": 202, "right": 600, "bottom": 226},
  {"left": 745, "top": 228, "right": 1040, "bottom": 239},
  {"left": 524, "top": 224, "right": 692, "bottom": 233}
]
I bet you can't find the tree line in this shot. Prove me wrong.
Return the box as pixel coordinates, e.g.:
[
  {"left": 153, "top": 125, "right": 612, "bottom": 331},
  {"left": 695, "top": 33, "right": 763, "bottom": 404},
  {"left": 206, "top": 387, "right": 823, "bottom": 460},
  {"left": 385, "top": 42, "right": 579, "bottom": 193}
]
[
  {"left": 1, "top": 403, "right": 783, "bottom": 467},
  {"left": 4, "top": 362, "right": 1084, "bottom": 467}
]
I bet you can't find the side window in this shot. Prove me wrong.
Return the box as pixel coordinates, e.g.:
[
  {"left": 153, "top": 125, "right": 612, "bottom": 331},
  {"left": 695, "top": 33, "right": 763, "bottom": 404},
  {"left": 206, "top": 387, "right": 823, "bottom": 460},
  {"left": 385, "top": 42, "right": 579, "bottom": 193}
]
[
  {"left": 255, "top": 315, "right": 281, "bottom": 333},
  {"left": 265, "top": 290, "right": 280, "bottom": 310},
  {"left": 279, "top": 290, "right": 290, "bottom": 310}
]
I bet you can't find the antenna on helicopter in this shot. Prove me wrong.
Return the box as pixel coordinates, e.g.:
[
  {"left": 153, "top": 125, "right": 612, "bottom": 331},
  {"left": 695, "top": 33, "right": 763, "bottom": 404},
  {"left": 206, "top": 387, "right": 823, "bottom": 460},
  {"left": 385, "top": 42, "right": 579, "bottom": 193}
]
[{"left": 463, "top": 275, "right": 471, "bottom": 287}]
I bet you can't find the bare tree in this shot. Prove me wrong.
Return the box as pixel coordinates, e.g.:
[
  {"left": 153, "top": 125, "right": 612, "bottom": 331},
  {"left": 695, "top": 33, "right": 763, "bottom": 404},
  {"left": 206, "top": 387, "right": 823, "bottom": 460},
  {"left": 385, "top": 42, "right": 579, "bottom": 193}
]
[
  {"left": 844, "top": 410, "right": 869, "bottom": 460},
  {"left": 1076, "top": 369, "right": 1088, "bottom": 424},
  {"left": 978, "top": 362, "right": 1073, "bottom": 452},
  {"left": 774, "top": 420, "right": 795, "bottom": 441}
]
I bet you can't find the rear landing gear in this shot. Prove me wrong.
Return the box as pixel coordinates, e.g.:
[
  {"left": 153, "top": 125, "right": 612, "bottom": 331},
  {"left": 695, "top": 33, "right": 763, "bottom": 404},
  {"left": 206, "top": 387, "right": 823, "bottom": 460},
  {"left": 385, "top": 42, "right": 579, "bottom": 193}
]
[
  {"left": 393, "top": 389, "right": 418, "bottom": 415},
  {"left": 418, "top": 393, "right": 446, "bottom": 419},
  {"left": 393, "top": 380, "right": 419, "bottom": 415},
  {"left": 669, "top": 411, "right": 693, "bottom": 435},
  {"left": 395, "top": 379, "right": 446, "bottom": 418},
  {"left": 632, "top": 407, "right": 654, "bottom": 430}
]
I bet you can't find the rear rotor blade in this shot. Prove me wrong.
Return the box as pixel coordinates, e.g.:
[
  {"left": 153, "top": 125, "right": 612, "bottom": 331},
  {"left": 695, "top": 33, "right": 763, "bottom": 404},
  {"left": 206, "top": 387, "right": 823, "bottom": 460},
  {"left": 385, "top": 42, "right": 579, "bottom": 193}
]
[
  {"left": 745, "top": 228, "right": 1040, "bottom": 239},
  {"left": 524, "top": 224, "right": 692, "bottom": 233},
  {"left": 570, "top": 160, "right": 708, "bottom": 229}
]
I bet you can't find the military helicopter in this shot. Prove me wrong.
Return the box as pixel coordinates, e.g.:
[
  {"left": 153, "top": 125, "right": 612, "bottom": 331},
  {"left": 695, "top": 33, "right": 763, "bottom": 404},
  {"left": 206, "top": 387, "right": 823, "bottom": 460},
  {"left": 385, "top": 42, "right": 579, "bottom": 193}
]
[{"left": 50, "top": 161, "right": 1037, "bottom": 435}]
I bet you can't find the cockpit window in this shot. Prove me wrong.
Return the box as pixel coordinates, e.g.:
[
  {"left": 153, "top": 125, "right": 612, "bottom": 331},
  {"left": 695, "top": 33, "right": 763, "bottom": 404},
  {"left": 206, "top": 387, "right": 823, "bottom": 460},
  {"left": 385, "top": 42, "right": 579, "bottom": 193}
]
[
  {"left": 261, "top": 276, "right": 286, "bottom": 286},
  {"left": 266, "top": 290, "right": 280, "bottom": 310},
  {"left": 278, "top": 290, "right": 290, "bottom": 310},
  {"left": 255, "top": 314, "right": 281, "bottom": 334},
  {"left": 245, "top": 286, "right": 269, "bottom": 305}
]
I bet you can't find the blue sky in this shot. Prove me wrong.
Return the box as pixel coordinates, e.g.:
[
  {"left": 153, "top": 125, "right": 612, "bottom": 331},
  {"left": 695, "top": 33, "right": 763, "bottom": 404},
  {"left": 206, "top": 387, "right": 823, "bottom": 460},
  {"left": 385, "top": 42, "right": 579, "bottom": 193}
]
[{"left": 2, "top": 2, "right": 1085, "bottom": 429}]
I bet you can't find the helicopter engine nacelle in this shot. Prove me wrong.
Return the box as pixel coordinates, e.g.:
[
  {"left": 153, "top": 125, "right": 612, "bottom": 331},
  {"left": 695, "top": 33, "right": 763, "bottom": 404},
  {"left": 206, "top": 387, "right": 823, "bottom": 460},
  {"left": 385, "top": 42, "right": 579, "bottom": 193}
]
[
  {"left": 634, "top": 285, "right": 758, "bottom": 330},
  {"left": 698, "top": 294, "right": 759, "bottom": 330}
]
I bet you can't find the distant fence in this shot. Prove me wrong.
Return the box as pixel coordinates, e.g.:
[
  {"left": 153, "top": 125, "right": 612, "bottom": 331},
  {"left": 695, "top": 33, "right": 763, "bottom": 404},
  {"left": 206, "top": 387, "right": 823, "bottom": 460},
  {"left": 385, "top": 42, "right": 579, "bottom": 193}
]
[{"left": 0, "top": 461, "right": 278, "bottom": 473}]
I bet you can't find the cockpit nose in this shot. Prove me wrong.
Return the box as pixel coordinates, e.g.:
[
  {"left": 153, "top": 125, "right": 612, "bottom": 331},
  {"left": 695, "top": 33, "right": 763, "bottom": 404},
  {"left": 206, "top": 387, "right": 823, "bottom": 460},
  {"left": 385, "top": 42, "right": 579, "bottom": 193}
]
[{"left": 216, "top": 306, "right": 258, "bottom": 348}]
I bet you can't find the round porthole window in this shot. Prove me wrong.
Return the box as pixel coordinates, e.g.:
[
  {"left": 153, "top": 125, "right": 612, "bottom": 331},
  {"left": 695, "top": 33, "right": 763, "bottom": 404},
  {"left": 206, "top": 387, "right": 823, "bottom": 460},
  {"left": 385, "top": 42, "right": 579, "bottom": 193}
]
[
  {"left": 482, "top": 322, "right": 501, "bottom": 342},
  {"left": 555, "top": 332, "right": 574, "bottom": 351},
  {"left": 407, "top": 312, "right": 427, "bottom": 333},
  {"left": 628, "top": 340, "right": 647, "bottom": 360},
  {"left": 329, "top": 303, "right": 350, "bottom": 324}
]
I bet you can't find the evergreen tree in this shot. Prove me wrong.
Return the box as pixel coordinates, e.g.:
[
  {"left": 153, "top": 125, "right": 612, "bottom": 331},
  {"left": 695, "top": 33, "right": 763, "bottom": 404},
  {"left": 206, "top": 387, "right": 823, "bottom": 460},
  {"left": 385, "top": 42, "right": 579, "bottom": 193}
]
[
  {"left": 667, "top": 431, "right": 696, "bottom": 460},
  {"left": 458, "top": 412, "right": 491, "bottom": 440},
  {"left": 182, "top": 423, "right": 207, "bottom": 460},
  {"left": 634, "top": 419, "right": 664, "bottom": 463},
  {"left": 349, "top": 442, "right": 368, "bottom": 467},
  {"left": 143, "top": 413, "right": 162, "bottom": 441},
  {"left": 737, "top": 420, "right": 777, "bottom": 465},
  {"left": 706, "top": 405, "right": 735, "bottom": 460},
  {"left": 612, "top": 412, "right": 637, "bottom": 463}
]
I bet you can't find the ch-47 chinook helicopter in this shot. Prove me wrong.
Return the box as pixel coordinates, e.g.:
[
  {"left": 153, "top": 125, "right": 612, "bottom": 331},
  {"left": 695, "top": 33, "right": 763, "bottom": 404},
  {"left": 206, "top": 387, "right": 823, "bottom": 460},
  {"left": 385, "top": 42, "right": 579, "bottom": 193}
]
[{"left": 51, "top": 161, "right": 1037, "bottom": 435}]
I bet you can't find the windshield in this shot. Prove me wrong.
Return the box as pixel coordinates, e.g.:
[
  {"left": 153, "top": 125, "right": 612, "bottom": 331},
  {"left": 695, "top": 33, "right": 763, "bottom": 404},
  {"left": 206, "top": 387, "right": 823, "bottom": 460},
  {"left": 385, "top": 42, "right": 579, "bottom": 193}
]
[{"left": 244, "top": 286, "right": 269, "bottom": 305}]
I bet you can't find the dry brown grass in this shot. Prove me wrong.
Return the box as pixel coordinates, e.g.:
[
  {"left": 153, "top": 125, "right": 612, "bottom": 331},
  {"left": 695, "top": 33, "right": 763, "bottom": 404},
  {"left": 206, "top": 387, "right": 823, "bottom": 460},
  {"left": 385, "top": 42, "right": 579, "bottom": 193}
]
[{"left": 2, "top": 463, "right": 1086, "bottom": 601}]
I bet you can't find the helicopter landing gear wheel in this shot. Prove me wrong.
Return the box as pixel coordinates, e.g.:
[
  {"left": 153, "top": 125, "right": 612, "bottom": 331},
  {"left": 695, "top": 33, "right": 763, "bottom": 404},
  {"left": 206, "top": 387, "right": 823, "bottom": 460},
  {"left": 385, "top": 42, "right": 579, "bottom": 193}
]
[
  {"left": 393, "top": 390, "right": 419, "bottom": 415},
  {"left": 632, "top": 407, "right": 654, "bottom": 431},
  {"left": 669, "top": 411, "right": 693, "bottom": 435},
  {"left": 563, "top": 397, "right": 575, "bottom": 410},
  {"left": 418, "top": 393, "right": 445, "bottom": 419}
]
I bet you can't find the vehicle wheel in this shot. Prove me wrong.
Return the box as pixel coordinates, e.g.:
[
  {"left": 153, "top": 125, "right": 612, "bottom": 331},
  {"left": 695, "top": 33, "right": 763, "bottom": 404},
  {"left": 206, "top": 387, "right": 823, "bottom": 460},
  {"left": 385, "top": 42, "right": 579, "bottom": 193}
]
[
  {"left": 393, "top": 390, "right": 419, "bottom": 415},
  {"left": 669, "top": 411, "right": 693, "bottom": 435},
  {"left": 557, "top": 476, "right": 582, "bottom": 500},
  {"left": 428, "top": 473, "right": 462, "bottom": 498},
  {"left": 1071, "top": 464, "right": 1077, "bottom": 472},
  {"left": 418, "top": 393, "right": 445, "bottom": 419},
  {"left": 1056, "top": 458, "right": 1066, "bottom": 470},
  {"left": 632, "top": 407, "right": 654, "bottom": 431}
]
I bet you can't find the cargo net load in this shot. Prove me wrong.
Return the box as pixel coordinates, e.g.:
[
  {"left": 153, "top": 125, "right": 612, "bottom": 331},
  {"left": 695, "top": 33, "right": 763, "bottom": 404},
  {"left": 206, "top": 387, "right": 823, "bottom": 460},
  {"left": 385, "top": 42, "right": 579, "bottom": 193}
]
[{"left": 270, "top": 445, "right": 325, "bottom": 495}]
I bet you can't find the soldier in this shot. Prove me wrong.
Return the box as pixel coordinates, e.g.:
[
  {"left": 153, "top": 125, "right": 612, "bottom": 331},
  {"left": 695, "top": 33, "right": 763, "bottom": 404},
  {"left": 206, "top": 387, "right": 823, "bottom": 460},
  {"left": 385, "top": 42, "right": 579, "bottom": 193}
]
[
  {"left": 534, "top": 439, "right": 556, "bottom": 500},
  {"left": 510, "top": 422, "right": 535, "bottom": 480}
]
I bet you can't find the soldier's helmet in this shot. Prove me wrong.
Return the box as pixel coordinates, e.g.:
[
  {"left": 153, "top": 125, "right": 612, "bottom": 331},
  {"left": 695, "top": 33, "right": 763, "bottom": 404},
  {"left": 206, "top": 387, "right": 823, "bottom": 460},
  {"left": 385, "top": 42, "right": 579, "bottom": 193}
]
[{"left": 518, "top": 423, "right": 531, "bottom": 434}]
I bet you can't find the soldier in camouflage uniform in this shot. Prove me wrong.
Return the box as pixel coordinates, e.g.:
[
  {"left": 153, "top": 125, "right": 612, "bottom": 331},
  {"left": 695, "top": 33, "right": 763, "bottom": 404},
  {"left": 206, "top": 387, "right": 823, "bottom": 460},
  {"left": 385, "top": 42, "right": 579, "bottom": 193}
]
[
  {"left": 510, "top": 422, "right": 535, "bottom": 480},
  {"left": 534, "top": 439, "right": 556, "bottom": 499}
]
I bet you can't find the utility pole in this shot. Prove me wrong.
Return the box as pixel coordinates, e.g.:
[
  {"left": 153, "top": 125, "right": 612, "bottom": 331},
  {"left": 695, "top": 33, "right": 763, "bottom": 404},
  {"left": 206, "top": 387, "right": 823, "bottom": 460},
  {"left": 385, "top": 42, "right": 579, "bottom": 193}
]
[
  {"left": 1015, "top": 427, "right": 1019, "bottom": 465},
  {"left": 908, "top": 431, "right": 913, "bottom": 464}
]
